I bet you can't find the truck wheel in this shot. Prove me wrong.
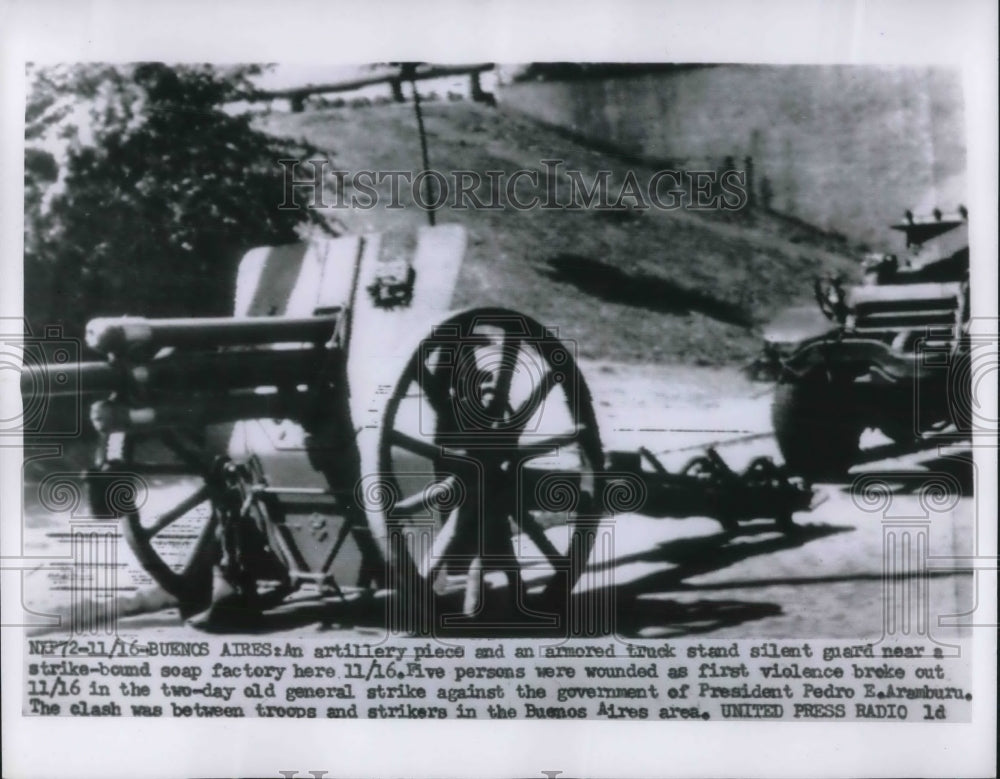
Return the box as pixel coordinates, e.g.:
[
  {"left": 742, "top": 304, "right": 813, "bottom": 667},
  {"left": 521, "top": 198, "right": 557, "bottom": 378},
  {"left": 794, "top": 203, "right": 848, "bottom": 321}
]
[{"left": 772, "top": 377, "right": 862, "bottom": 481}]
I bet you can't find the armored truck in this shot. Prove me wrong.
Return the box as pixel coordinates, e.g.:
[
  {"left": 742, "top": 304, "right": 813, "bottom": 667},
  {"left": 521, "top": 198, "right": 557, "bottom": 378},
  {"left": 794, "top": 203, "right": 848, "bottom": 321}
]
[{"left": 757, "top": 209, "right": 970, "bottom": 479}]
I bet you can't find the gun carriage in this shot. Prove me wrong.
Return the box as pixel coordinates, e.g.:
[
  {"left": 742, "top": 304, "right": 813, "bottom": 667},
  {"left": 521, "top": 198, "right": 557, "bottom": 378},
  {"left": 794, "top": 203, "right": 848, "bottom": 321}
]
[{"left": 25, "top": 225, "right": 811, "bottom": 634}]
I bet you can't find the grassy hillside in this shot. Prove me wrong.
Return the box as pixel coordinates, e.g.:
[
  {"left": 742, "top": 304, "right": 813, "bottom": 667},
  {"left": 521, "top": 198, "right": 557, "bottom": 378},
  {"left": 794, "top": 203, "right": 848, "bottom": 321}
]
[{"left": 260, "top": 101, "right": 859, "bottom": 364}]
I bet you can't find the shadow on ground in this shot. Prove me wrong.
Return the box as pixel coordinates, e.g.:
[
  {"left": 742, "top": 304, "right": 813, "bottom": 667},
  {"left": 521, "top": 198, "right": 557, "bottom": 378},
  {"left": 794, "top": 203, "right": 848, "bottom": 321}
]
[
  {"left": 31, "top": 441, "right": 973, "bottom": 639},
  {"left": 540, "top": 253, "right": 753, "bottom": 327},
  {"left": 35, "top": 518, "right": 856, "bottom": 640},
  {"left": 597, "top": 521, "right": 850, "bottom": 638},
  {"left": 829, "top": 441, "right": 974, "bottom": 497}
]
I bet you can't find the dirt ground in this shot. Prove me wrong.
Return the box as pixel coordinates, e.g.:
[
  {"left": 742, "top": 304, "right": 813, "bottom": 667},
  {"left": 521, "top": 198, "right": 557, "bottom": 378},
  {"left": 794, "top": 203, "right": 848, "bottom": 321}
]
[{"left": 16, "top": 361, "right": 977, "bottom": 643}]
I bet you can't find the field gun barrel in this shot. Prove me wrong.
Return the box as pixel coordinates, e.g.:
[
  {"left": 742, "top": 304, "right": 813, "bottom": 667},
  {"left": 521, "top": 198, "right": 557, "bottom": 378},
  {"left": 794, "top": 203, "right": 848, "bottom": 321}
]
[
  {"left": 20, "top": 360, "right": 120, "bottom": 399},
  {"left": 21, "top": 343, "right": 324, "bottom": 404},
  {"left": 90, "top": 389, "right": 306, "bottom": 433},
  {"left": 126, "top": 347, "right": 322, "bottom": 393},
  {"left": 86, "top": 313, "right": 340, "bottom": 355}
]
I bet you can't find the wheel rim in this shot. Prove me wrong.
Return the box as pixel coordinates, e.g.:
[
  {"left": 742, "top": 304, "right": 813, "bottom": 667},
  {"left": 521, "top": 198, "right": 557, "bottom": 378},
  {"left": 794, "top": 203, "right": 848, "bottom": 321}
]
[
  {"left": 91, "top": 428, "right": 222, "bottom": 607},
  {"left": 377, "top": 308, "right": 603, "bottom": 631}
]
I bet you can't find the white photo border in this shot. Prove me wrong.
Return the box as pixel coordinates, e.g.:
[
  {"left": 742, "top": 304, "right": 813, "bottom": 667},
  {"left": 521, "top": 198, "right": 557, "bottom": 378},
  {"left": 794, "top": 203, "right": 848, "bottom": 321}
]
[{"left": 2, "top": 1, "right": 996, "bottom": 778}]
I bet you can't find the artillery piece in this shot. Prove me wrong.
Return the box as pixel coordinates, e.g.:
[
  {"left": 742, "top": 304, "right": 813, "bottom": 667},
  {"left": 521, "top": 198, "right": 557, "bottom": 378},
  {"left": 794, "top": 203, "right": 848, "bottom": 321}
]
[
  {"left": 25, "top": 224, "right": 812, "bottom": 634},
  {"left": 26, "top": 226, "right": 608, "bottom": 632}
]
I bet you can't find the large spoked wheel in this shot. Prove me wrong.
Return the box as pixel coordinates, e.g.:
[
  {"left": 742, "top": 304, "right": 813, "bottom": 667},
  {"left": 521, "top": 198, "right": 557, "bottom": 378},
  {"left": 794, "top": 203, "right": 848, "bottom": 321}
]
[
  {"left": 88, "top": 427, "right": 241, "bottom": 614},
  {"left": 378, "top": 308, "right": 604, "bottom": 634}
]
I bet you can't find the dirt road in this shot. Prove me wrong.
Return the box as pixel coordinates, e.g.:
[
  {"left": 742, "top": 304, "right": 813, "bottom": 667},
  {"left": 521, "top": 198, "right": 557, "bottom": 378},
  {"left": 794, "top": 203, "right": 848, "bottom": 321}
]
[{"left": 17, "top": 363, "right": 976, "bottom": 642}]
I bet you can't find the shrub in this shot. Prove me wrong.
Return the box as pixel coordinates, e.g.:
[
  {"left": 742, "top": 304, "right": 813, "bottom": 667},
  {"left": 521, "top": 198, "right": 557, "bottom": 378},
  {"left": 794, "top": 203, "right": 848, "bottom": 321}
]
[{"left": 24, "top": 63, "right": 330, "bottom": 339}]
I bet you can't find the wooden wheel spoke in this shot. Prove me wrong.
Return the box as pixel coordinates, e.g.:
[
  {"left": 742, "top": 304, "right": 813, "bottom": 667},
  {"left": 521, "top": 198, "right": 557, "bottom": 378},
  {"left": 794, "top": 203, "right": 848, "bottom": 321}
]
[
  {"left": 144, "top": 483, "right": 211, "bottom": 538},
  {"left": 419, "top": 506, "right": 463, "bottom": 580},
  {"left": 482, "top": 521, "right": 519, "bottom": 562},
  {"left": 518, "top": 431, "right": 583, "bottom": 460},
  {"left": 179, "top": 511, "right": 220, "bottom": 579},
  {"left": 487, "top": 332, "right": 521, "bottom": 419},
  {"left": 478, "top": 485, "right": 520, "bottom": 564},
  {"left": 394, "top": 474, "right": 458, "bottom": 517},
  {"left": 518, "top": 512, "right": 568, "bottom": 569},
  {"left": 414, "top": 359, "right": 452, "bottom": 417},
  {"left": 388, "top": 428, "right": 442, "bottom": 461}
]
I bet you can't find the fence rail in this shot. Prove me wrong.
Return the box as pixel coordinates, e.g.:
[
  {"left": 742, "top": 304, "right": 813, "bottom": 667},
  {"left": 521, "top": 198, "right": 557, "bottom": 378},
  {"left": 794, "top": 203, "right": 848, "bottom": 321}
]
[{"left": 246, "top": 63, "right": 495, "bottom": 111}]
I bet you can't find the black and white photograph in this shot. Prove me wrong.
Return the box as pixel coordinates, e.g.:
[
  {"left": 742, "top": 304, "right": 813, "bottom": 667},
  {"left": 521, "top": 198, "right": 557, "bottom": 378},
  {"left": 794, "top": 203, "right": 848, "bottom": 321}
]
[{"left": 1, "top": 2, "right": 996, "bottom": 778}]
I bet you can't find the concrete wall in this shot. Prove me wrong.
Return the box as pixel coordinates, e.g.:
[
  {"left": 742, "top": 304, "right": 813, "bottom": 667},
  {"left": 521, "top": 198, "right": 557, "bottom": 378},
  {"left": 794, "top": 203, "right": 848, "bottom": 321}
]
[{"left": 499, "top": 65, "right": 966, "bottom": 247}]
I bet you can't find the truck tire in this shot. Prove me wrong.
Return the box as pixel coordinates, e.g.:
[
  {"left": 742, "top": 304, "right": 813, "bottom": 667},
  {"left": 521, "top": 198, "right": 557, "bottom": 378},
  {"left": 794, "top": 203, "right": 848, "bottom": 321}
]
[{"left": 772, "top": 376, "right": 862, "bottom": 481}]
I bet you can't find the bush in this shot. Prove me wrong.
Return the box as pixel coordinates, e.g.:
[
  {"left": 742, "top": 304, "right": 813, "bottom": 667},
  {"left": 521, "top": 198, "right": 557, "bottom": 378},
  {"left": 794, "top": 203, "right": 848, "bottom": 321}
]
[{"left": 24, "top": 63, "right": 330, "bottom": 339}]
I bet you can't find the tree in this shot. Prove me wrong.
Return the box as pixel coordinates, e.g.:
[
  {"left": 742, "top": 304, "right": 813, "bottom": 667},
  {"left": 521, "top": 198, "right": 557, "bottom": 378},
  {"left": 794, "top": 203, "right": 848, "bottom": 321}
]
[{"left": 24, "top": 63, "right": 331, "bottom": 339}]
